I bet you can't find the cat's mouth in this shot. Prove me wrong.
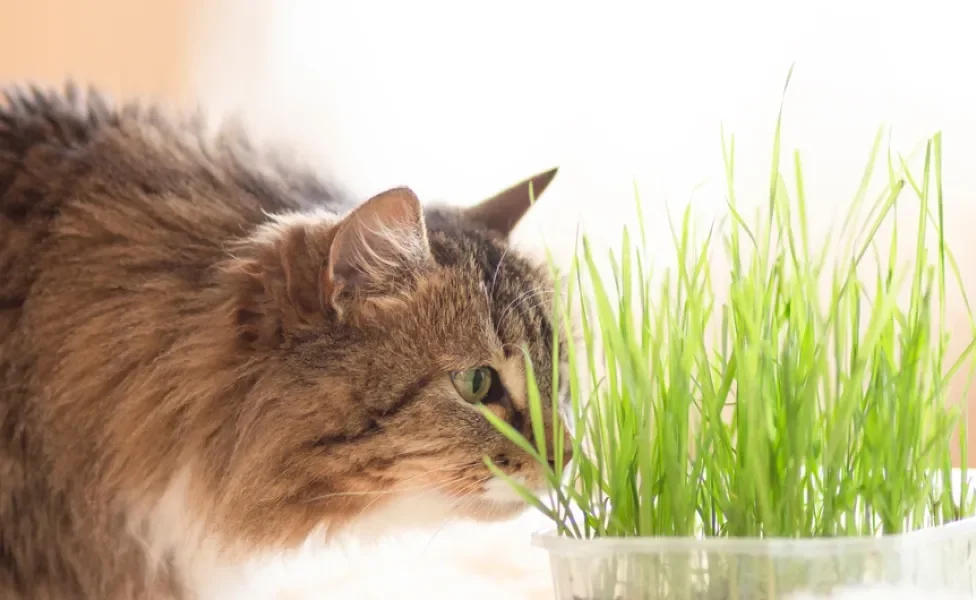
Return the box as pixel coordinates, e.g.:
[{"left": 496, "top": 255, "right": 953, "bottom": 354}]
[
  {"left": 453, "top": 475, "right": 538, "bottom": 520},
  {"left": 480, "top": 475, "right": 532, "bottom": 503},
  {"left": 458, "top": 497, "right": 529, "bottom": 521}
]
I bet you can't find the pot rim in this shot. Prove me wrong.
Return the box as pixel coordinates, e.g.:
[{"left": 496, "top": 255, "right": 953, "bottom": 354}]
[{"left": 532, "top": 516, "right": 976, "bottom": 558}]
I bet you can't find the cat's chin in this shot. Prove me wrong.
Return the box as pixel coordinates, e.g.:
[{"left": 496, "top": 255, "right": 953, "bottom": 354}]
[
  {"left": 454, "top": 475, "right": 543, "bottom": 522},
  {"left": 329, "top": 477, "right": 542, "bottom": 540},
  {"left": 454, "top": 498, "right": 529, "bottom": 522}
]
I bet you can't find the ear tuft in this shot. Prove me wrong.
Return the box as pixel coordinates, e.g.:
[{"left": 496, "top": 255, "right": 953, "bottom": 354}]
[
  {"left": 324, "top": 186, "right": 432, "bottom": 309},
  {"left": 463, "top": 167, "right": 559, "bottom": 236}
]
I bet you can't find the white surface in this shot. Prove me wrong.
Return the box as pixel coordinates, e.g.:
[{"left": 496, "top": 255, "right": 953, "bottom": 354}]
[
  {"left": 234, "top": 513, "right": 554, "bottom": 600},
  {"left": 788, "top": 588, "right": 965, "bottom": 600},
  {"left": 188, "top": 1, "right": 976, "bottom": 598}
]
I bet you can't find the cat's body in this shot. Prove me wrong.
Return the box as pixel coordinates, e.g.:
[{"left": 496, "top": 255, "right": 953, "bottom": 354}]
[{"left": 0, "top": 85, "right": 565, "bottom": 599}]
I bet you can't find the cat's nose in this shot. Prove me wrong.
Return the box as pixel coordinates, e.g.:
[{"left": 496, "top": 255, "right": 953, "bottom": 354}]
[
  {"left": 547, "top": 446, "right": 574, "bottom": 470},
  {"left": 545, "top": 427, "right": 574, "bottom": 469}
]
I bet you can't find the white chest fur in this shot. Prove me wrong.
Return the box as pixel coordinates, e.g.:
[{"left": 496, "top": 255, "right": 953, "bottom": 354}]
[{"left": 136, "top": 470, "right": 553, "bottom": 600}]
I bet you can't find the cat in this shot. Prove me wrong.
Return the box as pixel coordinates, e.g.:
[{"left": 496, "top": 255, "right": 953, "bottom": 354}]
[{"left": 0, "top": 84, "right": 570, "bottom": 600}]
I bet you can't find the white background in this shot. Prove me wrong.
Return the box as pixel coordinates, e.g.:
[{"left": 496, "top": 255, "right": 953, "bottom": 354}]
[{"left": 190, "top": 2, "right": 976, "bottom": 597}]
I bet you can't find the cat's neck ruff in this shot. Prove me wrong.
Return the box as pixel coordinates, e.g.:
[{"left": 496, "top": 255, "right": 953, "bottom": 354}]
[{"left": 135, "top": 467, "right": 522, "bottom": 598}]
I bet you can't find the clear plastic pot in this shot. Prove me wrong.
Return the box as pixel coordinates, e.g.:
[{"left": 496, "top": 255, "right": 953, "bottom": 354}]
[{"left": 534, "top": 518, "right": 976, "bottom": 599}]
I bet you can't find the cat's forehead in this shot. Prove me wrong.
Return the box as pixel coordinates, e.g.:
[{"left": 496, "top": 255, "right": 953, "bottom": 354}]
[
  {"left": 424, "top": 210, "right": 545, "bottom": 294},
  {"left": 423, "top": 209, "right": 554, "bottom": 351}
]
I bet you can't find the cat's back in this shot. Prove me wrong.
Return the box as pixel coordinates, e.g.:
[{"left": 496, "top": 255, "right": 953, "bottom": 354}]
[
  {"left": 0, "top": 84, "right": 345, "bottom": 339},
  {"left": 0, "top": 84, "right": 348, "bottom": 599},
  {"left": 0, "top": 85, "right": 104, "bottom": 319}
]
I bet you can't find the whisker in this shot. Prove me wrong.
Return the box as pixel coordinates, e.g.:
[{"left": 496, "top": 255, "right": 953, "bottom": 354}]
[
  {"left": 489, "top": 244, "right": 514, "bottom": 298},
  {"left": 498, "top": 288, "right": 555, "bottom": 328},
  {"left": 346, "top": 475, "right": 471, "bottom": 520},
  {"left": 418, "top": 487, "right": 488, "bottom": 556},
  {"left": 299, "top": 461, "right": 482, "bottom": 505},
  {"left": 357, "top": 475, "right": 471, "bottom": 520},
  {"left": 505, "top": 287, "right": 554, "bottom": 315}
]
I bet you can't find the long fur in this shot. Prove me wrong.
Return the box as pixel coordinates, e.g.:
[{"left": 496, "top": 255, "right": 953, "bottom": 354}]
[{"left": 0, "top": 84, "right": 565, "bottom": 599}]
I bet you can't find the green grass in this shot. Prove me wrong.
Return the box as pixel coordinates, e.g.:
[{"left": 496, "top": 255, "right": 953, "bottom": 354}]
[{"left": 483, "top": 77, "right": 976, "bottom": 544}]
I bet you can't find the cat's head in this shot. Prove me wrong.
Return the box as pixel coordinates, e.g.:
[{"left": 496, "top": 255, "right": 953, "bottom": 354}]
[{"left": 218, "top": 169, "right": 569, "bottom": 544}]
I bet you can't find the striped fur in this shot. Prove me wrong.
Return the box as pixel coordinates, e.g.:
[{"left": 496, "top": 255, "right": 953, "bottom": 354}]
[{"left": 0, "top": 84, "right": 565, "bottom": 599}]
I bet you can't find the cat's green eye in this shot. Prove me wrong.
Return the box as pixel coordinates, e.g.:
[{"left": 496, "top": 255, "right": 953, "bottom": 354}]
[{"left": 450, "top": 367, "right": 494, "bottom": 404}]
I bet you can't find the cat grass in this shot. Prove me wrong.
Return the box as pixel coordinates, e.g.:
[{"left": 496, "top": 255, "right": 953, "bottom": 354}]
[{"left": 482, "top": 75, "right": 976, "bottom": 557}]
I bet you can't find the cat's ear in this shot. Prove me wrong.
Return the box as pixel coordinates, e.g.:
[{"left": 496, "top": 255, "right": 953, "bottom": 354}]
[
  {"left": 224, "top": 187, "right": 431, "bottom": 347},
  {"left": 463, "top": 167, "right": 558, "bottom": 236},
  {"left": 322, "top": 186, "right": 432, "bottom": 313}
]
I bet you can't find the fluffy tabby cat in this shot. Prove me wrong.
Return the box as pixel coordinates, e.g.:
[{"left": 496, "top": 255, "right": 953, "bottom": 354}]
[{"left": 0, "top": 85, "right": 569, "bottom": 599}]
